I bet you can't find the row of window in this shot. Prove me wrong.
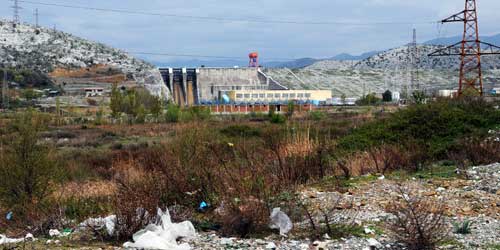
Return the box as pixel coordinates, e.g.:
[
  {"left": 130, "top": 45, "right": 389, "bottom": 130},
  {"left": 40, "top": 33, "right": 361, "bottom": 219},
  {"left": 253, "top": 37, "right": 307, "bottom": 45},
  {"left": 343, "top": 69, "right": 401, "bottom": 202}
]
[{"left": 236, "top": 93, "right": 312, "bottom": 99}]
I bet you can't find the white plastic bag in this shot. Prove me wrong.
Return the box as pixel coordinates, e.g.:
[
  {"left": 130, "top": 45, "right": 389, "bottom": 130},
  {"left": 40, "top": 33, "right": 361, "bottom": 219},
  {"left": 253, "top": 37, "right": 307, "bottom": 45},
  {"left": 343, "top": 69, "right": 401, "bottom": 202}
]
[
  {"left": 78, "top": 215, "right": 116, "bottom": 236},
  {"left": 269, "top": 208, "right": 293, "bottom": 236},
  {"left": 123, "top": 208, "right": 196, "bottom": 250}
]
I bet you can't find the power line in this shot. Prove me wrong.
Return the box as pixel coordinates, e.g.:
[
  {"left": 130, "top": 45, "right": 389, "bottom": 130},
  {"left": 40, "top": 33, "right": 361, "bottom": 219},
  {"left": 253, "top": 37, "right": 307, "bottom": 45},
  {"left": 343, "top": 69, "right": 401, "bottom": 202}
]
[
  {"left": 129, "top": 52, "right": 300, "bottom": 61},
  {"left": 15, "top": 0, "right": 435, "bottom": 26}
]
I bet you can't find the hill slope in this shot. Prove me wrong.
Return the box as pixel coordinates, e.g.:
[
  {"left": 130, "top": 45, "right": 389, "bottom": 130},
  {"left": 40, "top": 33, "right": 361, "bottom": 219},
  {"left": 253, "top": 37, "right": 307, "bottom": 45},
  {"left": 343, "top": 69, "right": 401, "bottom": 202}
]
[
  {"left": 0, "top": 20, "right": 168, "bottom": 97},
  {"left": 265, "top": 45, "right": 500, "bottom": 97}
]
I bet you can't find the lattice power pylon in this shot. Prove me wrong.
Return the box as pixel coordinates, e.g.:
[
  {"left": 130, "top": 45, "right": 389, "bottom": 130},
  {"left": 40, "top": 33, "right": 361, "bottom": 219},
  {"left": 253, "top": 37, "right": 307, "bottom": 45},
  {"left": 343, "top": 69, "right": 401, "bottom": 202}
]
[
  {"left": 409, "top": 28, "right": 420, "bottom": 93},
  {"left": 429, "top": 0, "right": 500, "bottom": 96},
  {"left": 11, "top": 0, "right": 22, "bottom": 24}
]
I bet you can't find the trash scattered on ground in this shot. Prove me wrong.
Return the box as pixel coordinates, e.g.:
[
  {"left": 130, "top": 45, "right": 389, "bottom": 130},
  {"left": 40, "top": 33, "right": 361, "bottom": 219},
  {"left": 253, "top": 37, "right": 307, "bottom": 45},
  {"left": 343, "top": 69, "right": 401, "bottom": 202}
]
[
  {"left": 5, "top": 211, "right": 13, "bottom": 221},
  {"left": 198, "top": 201, "right": 209, "bottom": 212},
  {"left": 49, "top": 229, "right": 61, "bottom": 237},
  {"left": 78, "top": 215, "right": 117, "bottom": 237},
  {"left": 269, "top": 208, "right": 293, "bottom": 236},
  {"left": 0, "top": 233, "right": 36, "bottom": 245},
  {"left": 265, "top": 242, "right": 277, "bottom": 249},
  {"left": 123, "top": 208, "right": 196, "bottom": 250}
]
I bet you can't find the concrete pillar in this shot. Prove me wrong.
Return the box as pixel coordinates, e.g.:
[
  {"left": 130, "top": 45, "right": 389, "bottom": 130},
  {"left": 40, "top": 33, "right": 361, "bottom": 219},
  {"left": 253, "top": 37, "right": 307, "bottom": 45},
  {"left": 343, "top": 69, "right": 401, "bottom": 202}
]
[
  {"left": 168, "top": 68, "right": 175, "bottom": 104},
  {"left": 182, "top": 68, "right": 188, "bottom": 106}
]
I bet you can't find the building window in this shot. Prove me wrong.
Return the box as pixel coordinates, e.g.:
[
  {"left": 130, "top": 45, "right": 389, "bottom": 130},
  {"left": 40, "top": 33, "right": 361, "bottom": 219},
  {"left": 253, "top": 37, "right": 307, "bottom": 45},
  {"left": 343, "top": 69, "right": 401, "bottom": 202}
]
[
  {"left": 282, "top": 93, "right": 289, "bottom": 98},
  {"left": 252, "top": 94, "right": 259, "bottom": 98},
  {"left": 267, "top": 94, "right": 273, "bottom": 98},
  {"left": 298, "top": 93, "right": 304, "bottom": 98},
  {"left": 244, "top": 94, "right": 250, "bottom": 98},
  {"left": 305, "top": 93, "right": 311, "bottom": 98},
  {"left": 236, "top": 94, "right": 243, "bottom": 99},
  {"left": 290, "top": 93, "right": 296, "bottom": 98},
  {"left": 275, "top": 93, "right": 281, "bottom": 98},
  {"left": 259, "top": 94, "right": 265, "bottom": 98}
]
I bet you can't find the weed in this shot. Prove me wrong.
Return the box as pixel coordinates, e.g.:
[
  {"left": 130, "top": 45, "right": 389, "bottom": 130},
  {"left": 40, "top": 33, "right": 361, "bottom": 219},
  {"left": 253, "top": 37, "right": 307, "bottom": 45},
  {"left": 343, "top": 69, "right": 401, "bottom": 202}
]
[
  {"left": 453, "top": 220, "right": 473, "bottom": 235},
  {"left": 385, "top": 185, "right": 449, "bottom": 250}
]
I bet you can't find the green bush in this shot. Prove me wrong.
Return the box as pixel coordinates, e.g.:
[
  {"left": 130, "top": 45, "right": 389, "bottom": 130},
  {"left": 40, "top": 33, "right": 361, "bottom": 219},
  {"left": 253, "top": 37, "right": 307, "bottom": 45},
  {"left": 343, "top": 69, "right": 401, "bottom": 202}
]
[
  {"left": 309, "top": 111, "right": 326, "bottom": 121},
  {"left": 338, "top": 98, "right": 500, "bottom": 161},
  {"left": 270, "top": 113, "right": 286, "bottom": 124},
  {"left": 165, "top": 103, "right": 180, "bottom": 122}
]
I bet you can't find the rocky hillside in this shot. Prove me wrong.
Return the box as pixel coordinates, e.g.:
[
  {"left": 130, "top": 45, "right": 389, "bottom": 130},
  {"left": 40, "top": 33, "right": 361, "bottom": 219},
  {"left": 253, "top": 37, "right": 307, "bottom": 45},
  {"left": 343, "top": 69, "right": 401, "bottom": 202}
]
[
  {"left": 0, "top": 20, "right": 168, "bottom": 97},
  {"left": 265, "top": 45, "right": 500, "bottom": 97}
]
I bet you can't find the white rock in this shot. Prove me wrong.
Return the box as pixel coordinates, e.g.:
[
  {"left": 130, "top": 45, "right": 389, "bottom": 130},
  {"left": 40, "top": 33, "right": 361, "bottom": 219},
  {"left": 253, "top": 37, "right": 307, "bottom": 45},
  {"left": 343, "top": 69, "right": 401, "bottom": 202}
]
[
  {"left": 220, "top": 238, "right": 233, "bottom": 245},
  {"left": 265, "top": 242, "right": 277, "bottom": 249},
  {"left": 367, "top": 238, "right": 382, "bottom": 248}
]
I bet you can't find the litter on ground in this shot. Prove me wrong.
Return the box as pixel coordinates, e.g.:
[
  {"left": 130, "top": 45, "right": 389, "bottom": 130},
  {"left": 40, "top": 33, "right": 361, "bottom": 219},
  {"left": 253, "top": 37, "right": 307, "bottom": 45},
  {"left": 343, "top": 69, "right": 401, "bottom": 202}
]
[{"left": 123, "top": 208, "right": 197, "bottom": 250}]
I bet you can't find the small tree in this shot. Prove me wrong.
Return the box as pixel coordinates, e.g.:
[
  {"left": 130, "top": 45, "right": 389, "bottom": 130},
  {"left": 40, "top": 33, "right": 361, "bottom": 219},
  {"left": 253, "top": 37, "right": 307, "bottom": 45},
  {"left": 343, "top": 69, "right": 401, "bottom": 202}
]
[
  {"left": 383, "top": 90, "right": 393, "bottom": 102},
  {"left": 340, "top": 94, "right": 347, "bottom": 105},
  {"left": 150, "top": 96, "right": 164, "bottom": 121},
  {"left": 0, "top": 111, "right": 61, "bottom": 218},
  {"left": 110, "top": 84, "right": 123, "bottom": 118},
  {"left": 411, "top": 90, "right": 427, "bottom": 105}
]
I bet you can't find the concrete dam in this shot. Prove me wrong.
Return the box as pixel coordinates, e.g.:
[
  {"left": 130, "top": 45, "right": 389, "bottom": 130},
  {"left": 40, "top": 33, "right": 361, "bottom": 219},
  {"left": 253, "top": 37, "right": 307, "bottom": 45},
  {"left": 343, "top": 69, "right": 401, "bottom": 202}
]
[{"left": 159, "top": 67, "right": 288, "bottom": 106}]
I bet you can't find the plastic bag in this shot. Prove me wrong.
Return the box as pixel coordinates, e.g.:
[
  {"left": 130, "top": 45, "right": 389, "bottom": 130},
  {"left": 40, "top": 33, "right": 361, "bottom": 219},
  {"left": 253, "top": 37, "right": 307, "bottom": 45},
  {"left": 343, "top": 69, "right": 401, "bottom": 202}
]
[
  {"left": 78, "top": 215, "right": 116, "bottom": 236},
  {"left": 269, "top": 208, "right": 293, "bottom": 236},
  {"left": 123, "top": 208, "right": 196, "bottom": 250}
]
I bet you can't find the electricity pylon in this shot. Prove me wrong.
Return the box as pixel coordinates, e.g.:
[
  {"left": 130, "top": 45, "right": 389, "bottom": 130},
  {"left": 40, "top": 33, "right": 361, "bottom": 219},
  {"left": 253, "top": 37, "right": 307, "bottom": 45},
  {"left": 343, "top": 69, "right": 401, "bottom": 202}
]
[{"left": 429, "top": 0, "right": 500, "bottom": 96}]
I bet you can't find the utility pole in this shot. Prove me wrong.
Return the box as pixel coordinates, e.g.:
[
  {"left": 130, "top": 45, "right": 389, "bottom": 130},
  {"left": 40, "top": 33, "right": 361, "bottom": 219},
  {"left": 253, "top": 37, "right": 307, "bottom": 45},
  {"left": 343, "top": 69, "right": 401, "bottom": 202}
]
[
  {"left": 429, "top": 0, "right": 500, "bottom": 96},
  {"left": 11, "top": 0, "right": 22, "bottom": 24}
]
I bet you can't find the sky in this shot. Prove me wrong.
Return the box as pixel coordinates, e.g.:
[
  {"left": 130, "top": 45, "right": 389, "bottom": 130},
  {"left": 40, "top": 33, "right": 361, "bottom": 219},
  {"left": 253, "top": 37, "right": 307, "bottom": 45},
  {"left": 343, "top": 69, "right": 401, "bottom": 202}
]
[{"left": 1, "top": 0, "right": 499, "bottom": 63}]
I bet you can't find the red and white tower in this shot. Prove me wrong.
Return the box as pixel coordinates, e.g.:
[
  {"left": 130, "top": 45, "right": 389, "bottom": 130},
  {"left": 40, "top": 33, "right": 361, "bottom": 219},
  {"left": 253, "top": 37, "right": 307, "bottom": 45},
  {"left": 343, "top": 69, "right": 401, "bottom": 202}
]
[{"left": 249, "top": 52, "right": 259, "bottom": 67}]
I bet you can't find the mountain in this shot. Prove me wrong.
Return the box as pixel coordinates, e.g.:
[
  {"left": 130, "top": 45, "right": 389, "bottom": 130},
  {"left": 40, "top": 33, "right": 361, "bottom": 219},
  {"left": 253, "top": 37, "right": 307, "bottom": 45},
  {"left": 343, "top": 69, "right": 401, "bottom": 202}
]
[
  {"left": 330, "top": 51, "right": 382, "bottom": 61},
  {"left": 262, "top": 58, "right": 320, "bottom": 68},
  {"left": 264, "top": 44, "right": 500, "bottom": 97},
  {"left": 154, "top": 59, "right": 247, "bottom": 68},
  {"left": 424, "top": 33, "right": 500, "bottom": 46},
  {"left": 0, "top": 20, "right": 168, "bottom": 97}
]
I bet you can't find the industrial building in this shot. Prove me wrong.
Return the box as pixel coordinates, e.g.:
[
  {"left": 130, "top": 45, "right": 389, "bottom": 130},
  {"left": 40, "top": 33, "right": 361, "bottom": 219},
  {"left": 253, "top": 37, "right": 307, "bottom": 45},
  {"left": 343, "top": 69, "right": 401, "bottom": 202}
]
[
  {"left": 228, "top": 89, "right": 332, "bottom": 104},
  {"left": 159, "top": 67, "right": 290, "bottom": 106},
  {"left": 159, "top": 53, "right": 332, "bottom": 106}
]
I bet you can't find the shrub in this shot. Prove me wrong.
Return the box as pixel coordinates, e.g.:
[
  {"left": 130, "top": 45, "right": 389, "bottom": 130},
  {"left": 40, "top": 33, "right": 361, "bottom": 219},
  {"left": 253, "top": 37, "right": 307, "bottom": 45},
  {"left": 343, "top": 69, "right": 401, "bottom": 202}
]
[
  {"left": 113, "top": 164, "right": 164, "bottom": 240},
  {"left": 270, "top": 113, "right": 286, "bottom": 124},
  {"left": 383, "top": 90, "right": 393, "bottom": 102},
  {"left": 356, "top": 93, "right": 381, "bottom": 106},
  {"left": 309, "top": 111, "right": 325, "bottom": 121},
  {"left": 339, "top": 98, "right": 500, "bottom": 162},
  {"left": 385, "top": 185, "right": 448, "bottom": 250},
  {"left": 165, "top": 103, "right": 181, "bottom": 122}
]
